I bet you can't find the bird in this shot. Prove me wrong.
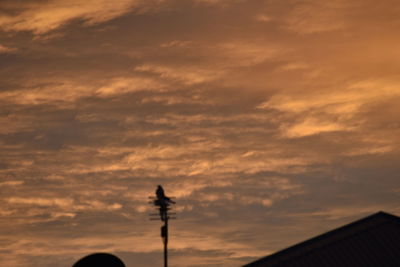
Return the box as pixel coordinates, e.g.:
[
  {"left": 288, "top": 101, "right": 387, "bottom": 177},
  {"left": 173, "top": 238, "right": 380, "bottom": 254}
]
[
  {"left": 154, "top": 185, "right": 175, "bottom": 221},
  {"left": 156, "top": 185, "right": 175, "bottom": 204}
]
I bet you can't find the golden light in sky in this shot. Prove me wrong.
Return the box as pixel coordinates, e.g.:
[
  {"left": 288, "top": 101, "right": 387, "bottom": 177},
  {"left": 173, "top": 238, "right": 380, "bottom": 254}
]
[{"left": 1, "top": 0, "right": 399, "bottom": 266}]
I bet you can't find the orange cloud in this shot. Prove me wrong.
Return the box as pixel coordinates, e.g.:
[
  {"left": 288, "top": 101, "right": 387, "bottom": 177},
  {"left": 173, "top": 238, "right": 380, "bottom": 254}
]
[
  {"left": 284, "top": 1, "right": 348, "bottom": 34},
  {"left": 0, "top": 44, "right": 17, "bottom": 53},
  {"left": 282, "top": 118, "right": 351, "bottom": 138},
  {"left": 0, "top": 0, "right": 162, "bottom": 34},
  {"left": 135, "top": 64, "right": 222, "bottom": 85}
]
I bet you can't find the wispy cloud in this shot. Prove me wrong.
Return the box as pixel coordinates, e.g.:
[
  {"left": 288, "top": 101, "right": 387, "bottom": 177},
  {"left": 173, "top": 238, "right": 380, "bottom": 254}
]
[
  {"left": 0, "top": 44, "right": 17, "bottom": 53},
  {"left": 284, "top": 1, "right": 349, "bottom": 34},
  {"left": 0, "top": 0, "right": 163, "bottom": 34}
]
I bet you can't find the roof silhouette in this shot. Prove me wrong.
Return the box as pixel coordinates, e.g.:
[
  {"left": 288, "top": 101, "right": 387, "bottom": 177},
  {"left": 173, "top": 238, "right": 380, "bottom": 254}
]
[
  {"left": 73, "top": 253, "right": 125, "bottom": 267},
  {"left": 244, "top": 211, "right": 400, "bottom": 267}
]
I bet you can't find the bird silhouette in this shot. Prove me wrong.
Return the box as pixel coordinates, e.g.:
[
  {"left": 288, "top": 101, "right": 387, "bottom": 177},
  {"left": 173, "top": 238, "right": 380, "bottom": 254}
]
[{"left": 156, "top": 185, "right": 175, "bottom": 204}]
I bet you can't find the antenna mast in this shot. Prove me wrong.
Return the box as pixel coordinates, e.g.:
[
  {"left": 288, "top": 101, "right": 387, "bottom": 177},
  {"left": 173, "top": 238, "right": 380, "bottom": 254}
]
[{"left": 149, "top": 185, "right": 176, "bottom": 267}]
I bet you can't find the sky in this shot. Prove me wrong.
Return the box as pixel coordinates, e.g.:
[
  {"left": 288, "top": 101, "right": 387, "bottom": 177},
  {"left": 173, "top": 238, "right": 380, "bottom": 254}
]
[{"left": 0, "top": 0, "right": 399, "bottom": 266}]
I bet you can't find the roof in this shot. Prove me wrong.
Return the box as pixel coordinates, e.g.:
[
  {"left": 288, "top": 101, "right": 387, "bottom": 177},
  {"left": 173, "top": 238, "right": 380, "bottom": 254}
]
[
  {"left": 73, "top": 253, "right": 125, "bottom": 267},
  {"left": 244, "top": 211, "right": 400, "bottom": 267}
]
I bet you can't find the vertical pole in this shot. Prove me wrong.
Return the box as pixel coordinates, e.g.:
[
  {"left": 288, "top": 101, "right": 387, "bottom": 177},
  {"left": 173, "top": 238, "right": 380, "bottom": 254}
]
[
  {"left": 152, "top": 186, "right": 175, "bottom": 267},
  {"left": 164, "top": 216, "right": 168, "bottom": 267}
]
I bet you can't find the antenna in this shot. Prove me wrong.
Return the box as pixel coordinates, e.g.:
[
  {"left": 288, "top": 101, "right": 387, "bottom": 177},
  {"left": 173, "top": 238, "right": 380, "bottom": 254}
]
[{"left": 149, "top": 185, "right": 176, "bottom": 267}]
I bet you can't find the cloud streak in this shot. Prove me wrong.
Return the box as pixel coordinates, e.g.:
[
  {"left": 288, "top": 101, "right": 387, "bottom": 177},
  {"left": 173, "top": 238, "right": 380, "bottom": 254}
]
[{"left": 0, "top": 0, "right": 162, "bottom": 34}]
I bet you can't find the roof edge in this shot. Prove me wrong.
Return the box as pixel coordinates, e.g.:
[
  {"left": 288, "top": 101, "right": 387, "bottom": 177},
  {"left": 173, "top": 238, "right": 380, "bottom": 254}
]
[{"left": 244, "top": 211, "right": 400, "bottom": 267}]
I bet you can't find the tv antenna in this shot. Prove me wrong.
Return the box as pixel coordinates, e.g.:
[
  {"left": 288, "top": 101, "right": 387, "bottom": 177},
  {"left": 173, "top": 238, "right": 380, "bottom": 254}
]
[{"left": 149, "top": 185, "right": 176, "bottom": 267}]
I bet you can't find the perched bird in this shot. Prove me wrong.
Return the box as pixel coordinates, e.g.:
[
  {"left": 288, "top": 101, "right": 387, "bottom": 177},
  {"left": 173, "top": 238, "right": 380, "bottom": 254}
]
[
  {"left": 156, "top": 185, "right": 175, "bottom": 204},
  {"left": 155, "top": 185, "right": 175, "bottom": 221}
]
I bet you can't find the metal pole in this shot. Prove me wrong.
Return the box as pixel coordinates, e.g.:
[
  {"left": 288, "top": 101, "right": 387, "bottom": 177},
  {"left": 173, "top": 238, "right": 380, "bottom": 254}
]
[{"left": 164, "top": 216, "right": 168, "bottom": 267}]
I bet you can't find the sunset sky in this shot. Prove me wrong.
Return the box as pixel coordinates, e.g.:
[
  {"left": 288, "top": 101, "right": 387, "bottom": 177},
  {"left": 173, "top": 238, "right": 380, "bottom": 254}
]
[{"left": 1, "top": 0, "right": 400, "bottom": 266}]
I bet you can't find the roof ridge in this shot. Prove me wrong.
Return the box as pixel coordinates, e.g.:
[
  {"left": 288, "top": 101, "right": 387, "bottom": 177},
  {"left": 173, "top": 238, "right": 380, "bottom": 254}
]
[{"left": 244, "top": 211, "right": 400, "bottom": 267}]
